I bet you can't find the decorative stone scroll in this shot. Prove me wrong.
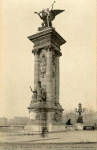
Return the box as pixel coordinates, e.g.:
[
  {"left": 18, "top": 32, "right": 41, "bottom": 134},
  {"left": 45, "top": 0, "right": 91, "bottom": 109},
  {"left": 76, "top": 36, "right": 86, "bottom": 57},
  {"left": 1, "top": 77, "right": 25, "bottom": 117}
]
[
  {"left": 32, "top": 49, "right": 40, "bottom": 55},
  {"left": 55, "top": 50, "right": 62, "bottom": 57},
  {"left": 44, "top": 44, "right": 55, "bottom": 51},
  {"left": 44, "top": 44, "right": 62, "bottom": 57}
]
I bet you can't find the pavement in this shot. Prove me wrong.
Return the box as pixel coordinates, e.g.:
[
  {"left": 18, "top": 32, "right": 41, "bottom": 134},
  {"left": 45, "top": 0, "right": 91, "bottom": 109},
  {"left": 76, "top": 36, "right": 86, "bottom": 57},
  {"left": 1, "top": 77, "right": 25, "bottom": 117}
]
[{"left": 0, "top": 130, "right": 97, "bottom": 149}]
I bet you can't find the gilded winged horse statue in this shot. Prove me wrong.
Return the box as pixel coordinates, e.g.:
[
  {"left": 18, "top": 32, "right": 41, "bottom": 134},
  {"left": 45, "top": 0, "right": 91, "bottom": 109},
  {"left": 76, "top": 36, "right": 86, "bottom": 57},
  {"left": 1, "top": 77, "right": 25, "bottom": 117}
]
[{"left": 34, "top": 1, "right": 65, "bottom": 27}]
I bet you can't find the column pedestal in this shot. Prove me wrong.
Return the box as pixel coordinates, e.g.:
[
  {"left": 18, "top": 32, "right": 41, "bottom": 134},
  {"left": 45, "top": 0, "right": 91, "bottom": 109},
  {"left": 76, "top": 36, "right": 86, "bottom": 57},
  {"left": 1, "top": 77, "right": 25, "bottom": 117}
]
[
  {"left": 27, "top": 27, "right": 66, "bottom": 133},
  {"left": 75, "top": 123, "right": 84, "bottom": 131}
]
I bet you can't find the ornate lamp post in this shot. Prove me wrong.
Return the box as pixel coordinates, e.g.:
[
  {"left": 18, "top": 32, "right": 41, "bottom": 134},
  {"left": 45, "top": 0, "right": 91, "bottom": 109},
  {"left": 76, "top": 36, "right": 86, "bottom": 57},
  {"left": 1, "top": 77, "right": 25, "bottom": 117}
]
[{"left": 75, "top": 103, "right": 85, "bottom": 123}]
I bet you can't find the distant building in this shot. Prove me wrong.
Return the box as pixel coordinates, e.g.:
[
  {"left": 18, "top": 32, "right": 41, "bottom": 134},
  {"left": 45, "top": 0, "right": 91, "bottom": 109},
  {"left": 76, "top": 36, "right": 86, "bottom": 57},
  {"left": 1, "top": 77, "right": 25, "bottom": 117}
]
[{"left": 0, "top": 117, "right": 8, "bottom": 125}]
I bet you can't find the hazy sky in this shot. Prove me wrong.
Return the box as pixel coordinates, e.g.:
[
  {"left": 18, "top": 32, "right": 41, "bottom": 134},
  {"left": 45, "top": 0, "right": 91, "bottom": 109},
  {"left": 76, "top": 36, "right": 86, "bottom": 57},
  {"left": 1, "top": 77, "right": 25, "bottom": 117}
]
[{"left": 0, "top": 0, "right": 96, "bottom": 119}]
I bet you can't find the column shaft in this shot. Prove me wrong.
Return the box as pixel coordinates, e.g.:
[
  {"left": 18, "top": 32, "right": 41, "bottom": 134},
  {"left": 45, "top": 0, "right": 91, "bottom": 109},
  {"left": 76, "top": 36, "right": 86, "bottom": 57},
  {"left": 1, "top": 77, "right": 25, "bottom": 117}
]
[
  {"left": 55, "top": 56, "right": 59, "bottom": 103},
  {"left": 46, "top": 48, "right": 52, "bottom": 106},
  {"left": 34, "top": 53, "right": 39, "bottom": 90}
]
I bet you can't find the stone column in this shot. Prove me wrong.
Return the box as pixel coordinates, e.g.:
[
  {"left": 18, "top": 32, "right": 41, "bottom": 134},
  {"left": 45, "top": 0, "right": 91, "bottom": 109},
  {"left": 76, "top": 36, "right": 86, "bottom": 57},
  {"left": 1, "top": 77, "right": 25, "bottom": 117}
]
[
  {"left": 46, "top": 46, "right": 52, "bottom": 107},
  {"left": 34, "top": 50, "right": 39, "bottom": 90},
  {"left": 55, "top": 54, "right": 60, "bottom": 104}
]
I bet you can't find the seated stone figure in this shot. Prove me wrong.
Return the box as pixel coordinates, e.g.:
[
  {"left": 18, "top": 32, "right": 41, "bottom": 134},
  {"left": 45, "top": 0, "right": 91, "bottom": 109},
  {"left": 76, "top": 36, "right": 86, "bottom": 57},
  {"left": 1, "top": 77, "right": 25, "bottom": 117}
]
[
  {"left": 30, "top": 81, "right": 46, "bottom": 103},
  {"left": 66, "top": 119, "right": 73, "bottom": 125}
]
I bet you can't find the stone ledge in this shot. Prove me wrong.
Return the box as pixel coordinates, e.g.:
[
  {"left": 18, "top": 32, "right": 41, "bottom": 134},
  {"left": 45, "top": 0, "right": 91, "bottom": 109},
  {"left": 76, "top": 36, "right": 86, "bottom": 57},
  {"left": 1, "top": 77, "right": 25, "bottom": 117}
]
[{"left": 27, "top": 27, "right": 66, "bottom": 48}]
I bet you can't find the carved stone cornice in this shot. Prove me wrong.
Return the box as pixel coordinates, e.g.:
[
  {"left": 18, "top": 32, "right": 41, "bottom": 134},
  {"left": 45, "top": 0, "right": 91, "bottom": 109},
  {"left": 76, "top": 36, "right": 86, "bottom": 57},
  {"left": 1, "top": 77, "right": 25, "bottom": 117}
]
[{"left": 28, "top": 27, "right": 66, "bottom": 47}]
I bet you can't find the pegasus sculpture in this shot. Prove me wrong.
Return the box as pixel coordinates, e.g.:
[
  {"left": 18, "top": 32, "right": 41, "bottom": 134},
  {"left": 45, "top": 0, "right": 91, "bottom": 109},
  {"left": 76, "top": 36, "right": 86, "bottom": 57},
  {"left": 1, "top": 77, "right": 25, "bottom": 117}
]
[{"left": 34, "top": 1, "right": 65, "bottom": 27}]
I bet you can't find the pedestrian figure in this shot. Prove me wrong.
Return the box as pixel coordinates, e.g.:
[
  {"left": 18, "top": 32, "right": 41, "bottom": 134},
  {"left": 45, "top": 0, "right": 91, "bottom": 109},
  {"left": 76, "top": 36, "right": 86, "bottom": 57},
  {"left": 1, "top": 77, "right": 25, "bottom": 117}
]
[{"left": 41, "top": 127, "right": 48, "bottom": 137}]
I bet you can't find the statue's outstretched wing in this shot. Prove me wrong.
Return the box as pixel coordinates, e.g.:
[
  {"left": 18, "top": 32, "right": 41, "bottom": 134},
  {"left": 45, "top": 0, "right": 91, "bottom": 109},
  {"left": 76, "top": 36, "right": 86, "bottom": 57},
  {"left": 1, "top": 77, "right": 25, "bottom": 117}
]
[{"left": 50, "top": 9, "right": 65, "bottom": 21}]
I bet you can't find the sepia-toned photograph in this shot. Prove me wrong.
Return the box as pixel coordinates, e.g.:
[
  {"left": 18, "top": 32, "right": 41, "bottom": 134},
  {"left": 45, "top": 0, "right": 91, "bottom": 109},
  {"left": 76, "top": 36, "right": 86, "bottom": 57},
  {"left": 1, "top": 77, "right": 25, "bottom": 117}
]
[{"left": 0, "top": 0, "right": 97, "bottom": 149}]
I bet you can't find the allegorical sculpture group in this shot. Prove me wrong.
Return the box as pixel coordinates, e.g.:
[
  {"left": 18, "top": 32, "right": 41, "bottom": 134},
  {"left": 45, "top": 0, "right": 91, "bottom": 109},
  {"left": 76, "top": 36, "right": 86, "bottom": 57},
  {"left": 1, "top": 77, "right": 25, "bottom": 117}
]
[
  {"left": 34, "top": 1, "right": 64, "bottom": 27},
  {"left": 30, "top": 81, "right": 46, "bottom": 103}
]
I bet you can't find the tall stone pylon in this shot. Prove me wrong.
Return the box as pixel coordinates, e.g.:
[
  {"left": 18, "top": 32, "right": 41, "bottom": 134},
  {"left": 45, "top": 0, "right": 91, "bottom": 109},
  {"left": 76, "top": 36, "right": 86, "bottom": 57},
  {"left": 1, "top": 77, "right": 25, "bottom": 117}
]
[{"left": 27, "top": 27, "right": 66, "bottom": 133}]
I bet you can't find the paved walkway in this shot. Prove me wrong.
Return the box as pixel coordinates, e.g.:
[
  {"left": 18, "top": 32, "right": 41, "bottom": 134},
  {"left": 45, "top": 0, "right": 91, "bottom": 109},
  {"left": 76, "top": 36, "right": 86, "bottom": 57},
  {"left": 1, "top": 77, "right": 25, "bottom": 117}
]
[
  {"left": 0, "top": 131, "right": 97, "bottom": 149},
  {"left": 0, "top": 130, "right": 97, "bottom": 143}
]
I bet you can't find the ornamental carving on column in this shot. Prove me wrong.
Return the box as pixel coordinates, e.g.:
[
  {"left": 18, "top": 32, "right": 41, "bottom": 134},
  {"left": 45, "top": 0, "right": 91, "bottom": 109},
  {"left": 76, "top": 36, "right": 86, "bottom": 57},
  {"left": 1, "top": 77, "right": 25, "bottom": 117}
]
[
  {"left": 52, "top": 51, "right": 56, "bottom": 78},
  {"left": 53, "top": 111, "right": 62, "bottom": 122},
  {"left": 52, "top": 71, "right": 55, "bottom": 78},
  {"left": 52, "top": 54, "right": 56, "bottom": 65},
  {"left": 35, "top": 111, "right": 40, "bottom": 120},
  {"left": 52, "top": 64, "right": 55, "bottom": 78},
  {"left": 41, "top": 112, "right": 47, "bottom": 120},
  {"left": 40, "top": 54, "right": 47, "bottom": 78},
  {"left": 44, "top": 44, "right": 56, "bottom": 52}
]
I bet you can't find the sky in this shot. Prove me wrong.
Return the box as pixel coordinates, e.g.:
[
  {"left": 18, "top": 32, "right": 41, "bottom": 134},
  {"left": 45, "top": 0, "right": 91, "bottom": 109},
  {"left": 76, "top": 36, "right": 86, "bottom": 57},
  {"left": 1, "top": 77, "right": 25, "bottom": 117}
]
[{"left": 0, "top": 0, "right": 96, "bottom": 119}]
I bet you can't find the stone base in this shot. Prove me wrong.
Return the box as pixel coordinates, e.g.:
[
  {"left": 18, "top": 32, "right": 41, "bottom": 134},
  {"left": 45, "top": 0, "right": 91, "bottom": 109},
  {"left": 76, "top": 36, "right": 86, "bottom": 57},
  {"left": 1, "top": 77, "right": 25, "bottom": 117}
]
[
  {"left": 24, "top": 124, "right": 41, "bottom": 134},
  {"left": 47, "top": 123, "right": 66, "bottom": 132},
  {"left": 65, "top": 125, "right": 75, "bottom": 131},
  {"left": 24, "top": 117, "right": 49, "bottom": 134},
  {"left": 24, "top": 122, "right": 66, "bottom": 134},
  {"left": 75, "top": 123, "right": 84, "bottom": 131}
]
